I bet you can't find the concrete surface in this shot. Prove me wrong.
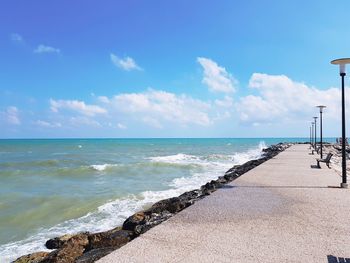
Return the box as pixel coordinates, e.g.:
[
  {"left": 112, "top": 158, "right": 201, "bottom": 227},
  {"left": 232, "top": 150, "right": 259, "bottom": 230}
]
[{"left": 97, "top": 144, "right": 350, "bottom": 263}]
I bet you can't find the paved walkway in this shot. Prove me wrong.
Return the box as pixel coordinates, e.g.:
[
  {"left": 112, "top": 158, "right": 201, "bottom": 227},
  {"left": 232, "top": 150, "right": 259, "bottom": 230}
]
[{"left": 98, "top": 144, "right": 350, "bottom": 263}]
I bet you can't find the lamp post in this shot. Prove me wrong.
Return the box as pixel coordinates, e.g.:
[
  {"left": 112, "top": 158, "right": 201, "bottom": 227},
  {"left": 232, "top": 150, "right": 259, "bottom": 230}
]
[
  {"left": 313, "top": 117, "right": 318, "bottom": 149},
  {"left": 331, "top": 58, "right": 350, "bottom": 189},
  {"left": 316, "top": 105, "right": 326, "bottom": 158},
  {"left": 310, "top": 126, "right": 312, "bottom": 148},
  {"left": 311, "top": 122, "right": 315, "bottom": 151}
]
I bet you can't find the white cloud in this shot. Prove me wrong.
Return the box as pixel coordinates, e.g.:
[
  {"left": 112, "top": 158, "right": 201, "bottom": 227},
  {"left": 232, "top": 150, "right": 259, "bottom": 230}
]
[
  {"left": 11, "top": 33, "right": 23, "bottom": 43},
  {"left": 117, "top": 123, "right": 127, "bottom": 129},
  {"left": 110, "top": 53, "right": 142, "bottom": 71},
  {"left": 50, "top": 99, "right": 107, "bottom": 116},
  {"left": 36, "top": 120, "right": 62, "bottom": 128},
  {"left": 34, "top": 45, "right": 60, "bottom": 54},
  {"left": 111, "top": 89, "right": 212, "bottom": 127},
  {"left": 197, "top": 57, "right": 237, "bottom": 93},
  {"left": 3, "top": 106, "right": 20, "bottom": 125},
  {"left": 215, "top": 96, "right": 233, "bottom": 108},
  {"left": 237, "top": 73, "right": 343, "bottom": 124},
  {"left": 142, "top": 117, "right": 163, "bottom": 129},
  {"left": 98, "top": 96, "right": 110, "bottom": 104}
]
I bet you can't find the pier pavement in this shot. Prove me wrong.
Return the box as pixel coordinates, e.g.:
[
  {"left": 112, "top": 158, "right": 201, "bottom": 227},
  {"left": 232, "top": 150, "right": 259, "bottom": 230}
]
[{"left": 98, "top": 144, "right": 350, "bottom": 263}]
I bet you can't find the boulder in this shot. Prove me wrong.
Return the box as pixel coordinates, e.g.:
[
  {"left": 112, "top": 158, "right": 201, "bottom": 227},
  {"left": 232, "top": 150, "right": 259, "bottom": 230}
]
[
  {"left": 41, "top": 232, "right": 89, "bottom": 263},
  {"left": 134, "top": 211, "right": 172, "bottom": 235},
  {"left": 86, "top": 229, "right": 133, "bottom": 250},
  {"left": 13, "top": 252, "right": 49, "bottom": 263},
  {"left": 146, "top": 197, "right": 187, "bottom": 214},
  {"left": 122, "top": 212, "right": 146, "bottom": 231},
  {"left": 75, "top": 247, "right": 116, "bottom": 263},
  {"left": 45, "top": 234, "right": 74, "bottom": 249}
]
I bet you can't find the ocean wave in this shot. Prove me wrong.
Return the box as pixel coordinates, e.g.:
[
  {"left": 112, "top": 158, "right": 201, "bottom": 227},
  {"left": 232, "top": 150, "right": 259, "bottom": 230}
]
[
  {"left": 149, "top": 153, "right": 200, "bottom": 163},
  {"left": 0, "top": 159, "right": 59, "bottom": 169},
  {"left": 232, "top": 141, "right": 266, "bottom": 164},
  {"left": 89, "top": 164, "right": 119, "bottom": 171},
  {"left": 0, "top": 141, "right": 267, "bottom": 262}
]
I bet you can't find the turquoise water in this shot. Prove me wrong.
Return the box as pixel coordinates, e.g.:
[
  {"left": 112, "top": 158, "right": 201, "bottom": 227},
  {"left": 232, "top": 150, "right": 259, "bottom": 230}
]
[{"left": 0, "top": 138, "right": 332, "bottom": 261}]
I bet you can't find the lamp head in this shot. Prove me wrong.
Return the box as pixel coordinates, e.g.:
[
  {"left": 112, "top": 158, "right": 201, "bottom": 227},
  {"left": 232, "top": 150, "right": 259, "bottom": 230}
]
[
  {"left": 313, "top": 116, "right": 318, "bottom": 120},
  {"left": 316, "top": 105, "right": 326, "bottom": 113},
  {"left": 331, "top": 58, "right": 350, "bottom": 75}
]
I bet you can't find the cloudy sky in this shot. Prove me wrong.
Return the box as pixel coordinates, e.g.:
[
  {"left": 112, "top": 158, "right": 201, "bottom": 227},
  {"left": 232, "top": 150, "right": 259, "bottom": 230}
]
[{"left": 1, "top": 1, "right": 350, "bottom": 138}]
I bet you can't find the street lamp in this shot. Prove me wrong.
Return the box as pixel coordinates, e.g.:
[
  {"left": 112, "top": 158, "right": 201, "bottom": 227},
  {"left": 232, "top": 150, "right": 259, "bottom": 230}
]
[
  {"left": 310, "top": 126, "right": 312, "bottom": 148},
  {"left": 331, "top": 58, "right": 350, "bottom": 188},
  {"left": 311, "top": 122, "right": 315, "bottom": 151},
  {"left": 313, "top": 116, "right": 318, "bottom": 150},
  {"left": 316, "top": 105, "right": 326, "bottom": 158}
]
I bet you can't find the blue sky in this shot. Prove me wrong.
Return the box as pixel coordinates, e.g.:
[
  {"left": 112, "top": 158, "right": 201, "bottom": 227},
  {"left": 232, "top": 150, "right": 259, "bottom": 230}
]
[{"left": 1, "top": 0, "right": 350, "bottom": 138}]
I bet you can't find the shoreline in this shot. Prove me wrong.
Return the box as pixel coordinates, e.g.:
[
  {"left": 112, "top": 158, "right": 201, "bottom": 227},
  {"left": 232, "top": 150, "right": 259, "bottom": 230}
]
[{"left": 13, "top": 143, "right": 292, "bottom": 263}]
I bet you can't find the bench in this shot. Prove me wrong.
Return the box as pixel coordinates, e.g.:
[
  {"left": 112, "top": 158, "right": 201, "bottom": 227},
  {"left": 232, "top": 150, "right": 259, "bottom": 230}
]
[
  {"left": 311, "top": 146, "right": 321, "bottom": 155},
  {"left": 316, "top": 153, "right": 333, "bottom": 168}
]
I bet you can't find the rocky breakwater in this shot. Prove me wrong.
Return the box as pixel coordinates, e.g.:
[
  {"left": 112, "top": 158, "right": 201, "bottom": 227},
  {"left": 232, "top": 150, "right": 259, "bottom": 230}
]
[{"left": 13, "top": 143, "right": 291, "bottom": 263}]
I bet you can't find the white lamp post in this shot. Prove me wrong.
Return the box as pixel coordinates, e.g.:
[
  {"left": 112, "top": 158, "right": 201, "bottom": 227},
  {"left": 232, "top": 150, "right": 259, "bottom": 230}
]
[{"left": 331, "top": 58, "right": 350, "bottom": 188}]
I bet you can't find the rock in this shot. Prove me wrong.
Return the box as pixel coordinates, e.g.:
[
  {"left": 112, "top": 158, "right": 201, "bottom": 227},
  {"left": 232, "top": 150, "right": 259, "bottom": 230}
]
[
  {"left": 216, "top": 176, "right": 228, "bottom": 184},
  {"left": 86, "top": 229, "right": 133, "bottom": 251},
  {"left": 134, "top": 211, "right": 172, "bottom": 235},
  {"left": 178, "top": 189, "right": 203, "bottom": 202},
  {"left": 45, "top": 234, "right": 74, "bottom": 249},
  {"left": 13, "top": 252, "right": 49, "bottom": 263},
  {"left": 147, "top": 197, "right": 187, "bottom": 214},
  {"left": 122, "top": 212, "right": 146, "bottom": 231},
  {"left": 201, "top": 188, "right": 211, "bottom": 195},
  {"left": 41, "top": 232, "right": 89, "bottom": 263},
  {"left": 75, "top": 247, "right": 116, "bottom": 263},
  {"left": 224, "top": 172, "right": 239, "bottom": 182}
]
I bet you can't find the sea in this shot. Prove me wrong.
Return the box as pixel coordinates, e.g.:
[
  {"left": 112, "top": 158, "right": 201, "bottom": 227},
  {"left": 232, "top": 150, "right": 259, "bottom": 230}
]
[{"left": 0, "top": 138, "right": 333, "bottom": 261}]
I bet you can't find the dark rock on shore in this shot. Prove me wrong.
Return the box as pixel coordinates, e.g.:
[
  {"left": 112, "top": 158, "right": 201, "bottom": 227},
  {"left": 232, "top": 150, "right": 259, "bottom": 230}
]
[
  {"left": 45, "top": 234, "right": 75, "bottom": 249},
  {"left": 41, "top": 233, "right": 89, "bottom": 263},
  {"left": 75, "top": 248, "right": 116, "bottom": 263},
  {"left": 134, "top": 211, "right": 172, "bottom": 235},
  {"left": 13, "top": 252, "right": 50, "bottom": 263},
  {"left": 13, "top": 142, "right": 291, "bottom": 263},
  {"left": 86, "top": 229, "right": 133, "bottom": 251},
  {"left": 122, "top": 212, "right": 146, "bottom": 232}
]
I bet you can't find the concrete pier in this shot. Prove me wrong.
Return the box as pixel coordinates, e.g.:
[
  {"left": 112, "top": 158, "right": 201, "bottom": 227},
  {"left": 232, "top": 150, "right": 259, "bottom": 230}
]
[{"left": 98, "top": 144, "right": 350, "bottom": 263}]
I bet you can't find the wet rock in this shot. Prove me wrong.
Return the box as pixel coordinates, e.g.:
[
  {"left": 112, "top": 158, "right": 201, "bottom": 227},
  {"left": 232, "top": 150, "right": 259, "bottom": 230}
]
[
  {"left": 134, "top": 211, "right": 172, "bottom": 235},
  {"left": 224, "top": 172, "right": 239, "bottom": 182},
  {"left": 178, "top": 189, "right": 203, "bottom": 202},
  {"left": 201, "top": 188, "right": 211, "bottom": 195},
  {"left": 13, "top": 252, "right": 49, "bottom": 263},
  {"left": 147, "top": 197, "right": 187, "bottom": 214},
  {"left": 75, "top": 247, "right": 116, "bottom": 263},
  {"left": 86, "top": 229, "right": 133, "bottom": 250},
  {"left": 122, "top": 212, "right": 146, "bottom": 232},
  {"left": 45, "top": 234, "right": 74, "bottom": 249},
  {"left": 41, "top": 233, "right": 89, "bottom": 263}
]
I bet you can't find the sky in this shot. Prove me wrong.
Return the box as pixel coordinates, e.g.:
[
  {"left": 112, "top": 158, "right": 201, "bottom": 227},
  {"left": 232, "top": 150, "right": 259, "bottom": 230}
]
[{"left": 1, "top": 0, "right": 350, "bottom": 138}]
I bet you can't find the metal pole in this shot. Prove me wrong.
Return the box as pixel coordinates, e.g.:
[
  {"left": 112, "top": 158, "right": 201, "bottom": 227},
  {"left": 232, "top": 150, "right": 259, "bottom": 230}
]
[
  {"left": 314, "top": 118, "right": 317, "bottom": 149},
  {"left": 310, "top": 126, "right": 312, "bottom": 147},
  {"left": 311, "top": 122, "right": 314, "bottom": 150},
  {"left": 320, "top": 110, "right": 323, "bottom": 158},
  {"left": 341, "top": 72, "right": 347, "bottom": 187}
]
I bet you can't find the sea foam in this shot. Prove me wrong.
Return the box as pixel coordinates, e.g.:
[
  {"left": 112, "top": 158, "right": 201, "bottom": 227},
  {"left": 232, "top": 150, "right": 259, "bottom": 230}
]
[{"left": 89, "top": 164, "right": 118, "bottom": 171}]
